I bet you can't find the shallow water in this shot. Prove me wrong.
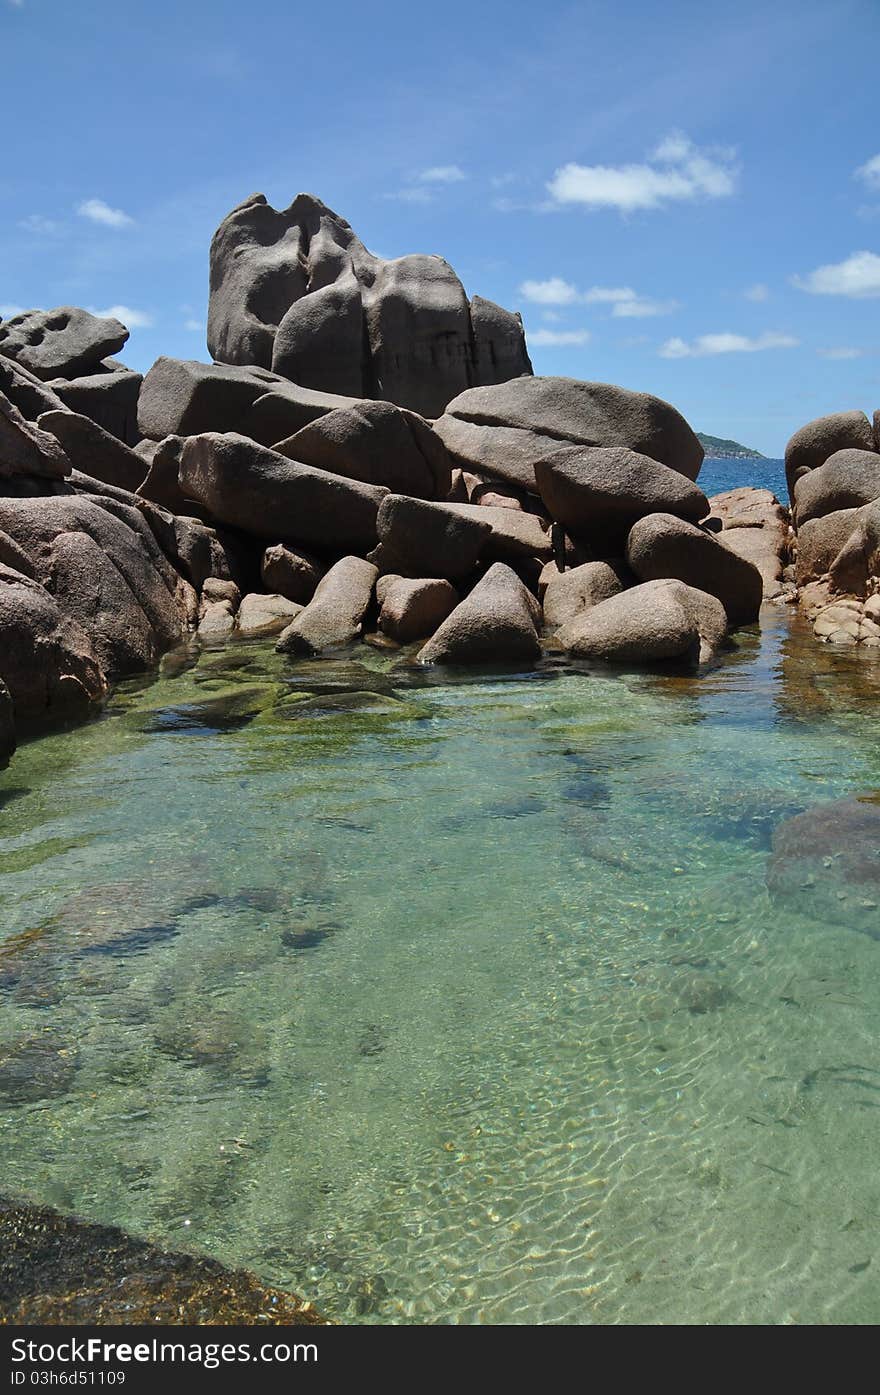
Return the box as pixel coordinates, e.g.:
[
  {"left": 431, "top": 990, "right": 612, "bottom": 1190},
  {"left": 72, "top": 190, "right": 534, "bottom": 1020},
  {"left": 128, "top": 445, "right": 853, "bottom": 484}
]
[{"left": 2, "top": 604, "right": 880, "bottom": 1324}]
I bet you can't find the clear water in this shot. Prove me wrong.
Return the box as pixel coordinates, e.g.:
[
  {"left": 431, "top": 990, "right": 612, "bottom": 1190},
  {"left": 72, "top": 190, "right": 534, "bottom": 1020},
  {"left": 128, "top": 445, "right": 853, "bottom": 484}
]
[{"left": 2, "top": 458, "right": 880, "bottom": 1326}]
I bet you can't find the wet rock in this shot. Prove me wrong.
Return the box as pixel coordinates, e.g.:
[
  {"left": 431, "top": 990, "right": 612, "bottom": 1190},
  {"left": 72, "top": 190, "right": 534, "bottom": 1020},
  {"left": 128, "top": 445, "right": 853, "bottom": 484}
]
[
  {"left": 768, "top": 797, "right": 880, "bottom": 933},
  {"left": 626, "top": 512, "right": 763, "bottom": 627},
  {"left": 0, "top": 1195, "right": 327, "bottom": 1324},
  {"left": 434, "top": 376, "right": 704, "bottom": 490},
  {"left": 369, "top": 494, "right": 491, "bottom": 580},
  {"left": 276, "top": 556, "right": 377, "bottom": 655},
  {"left": 0, "top": 1032, "right": 78, "bottom": 1103},
  {"left": 556, "top": 578, "right": 727, "bottom": 666},
  {"left": 197, "top": 599, "right": 236, "bottom": 643},
  {"left": 0, "top": 307, "right": 128, "bottom": 380},
  {"left": 417, "top": 562, "right": 541, "bottom": 665},
  {"left": 273, "top": 399, "right": 453, "bottom": 500},
  {"left": 179, "top": 432, "right": 386, "bottom": 551}
]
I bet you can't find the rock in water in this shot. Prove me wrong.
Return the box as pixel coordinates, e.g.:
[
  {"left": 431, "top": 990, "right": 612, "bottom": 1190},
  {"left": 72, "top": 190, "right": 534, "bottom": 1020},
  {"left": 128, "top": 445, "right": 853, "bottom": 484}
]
[
  {"left": 433, "top": 376, "right": 704, "bottom": 489},
  {"left": 207, "top": 192, "right": 531, "bottom": 418},
  {"left": 0, "top": 307, "right": 129, "bottom": 380},
  {"left": 767, "top": 798, "right": 880, "bottom": 934},
  {"left": 378, "top": 577, "right": 459, "bottom": 642},
  {"left": 417, "top": 562, "right": 541, "bottom": 665},
  {"left": 626, "top": 513, "right": 763, "bottom": 626},
  {"left": 534, "top": 444, "right": 708, "bottom": 545},
  {"left": 542, "top": 559, "right": 628, "bottom": 629},
  {"left": 555, "top": 578, "right": 727, "bottom": 666},
  {"left": 179, "top": 432, "right": 387, "bottom": 551},
  {"left": 276, "top": 556, "right": 378, "bottom": 655},
  {"left": 0, "top": 563, "right": 107, "bottom": 724}
]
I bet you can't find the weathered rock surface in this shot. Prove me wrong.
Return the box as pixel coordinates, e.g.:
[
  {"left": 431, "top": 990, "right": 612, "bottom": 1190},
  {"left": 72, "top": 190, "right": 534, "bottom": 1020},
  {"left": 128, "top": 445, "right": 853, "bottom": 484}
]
[
  {"left": 542, "top": 559, "right": 628, "bottom": 629},
  {"left": 273, "top": 399, "right": 452, "bottom": 500},
  {"left": 442, "top": 501, "right": 554, "bottom": 561},
  {"left": 417, "top": 562, "right": 541, "bottom": 665},
  {"left": 369, "top": 494, "right": 491, "bottom": 580},
  {"left": 0, "top": 680, "right": 15, "bottom": 767},
  {"left": 276, "top": 556, "right": 378, "bottom": 655},
  {"left": 0, "top": 495, "right": 192, "bottom": 678},
  {"left": 138, "top": 357, "right": 352, "bottom": 445},
  {"left": 50, "top": 366, "right": 142, "bottom": 446},
  {"left": 197, "top": 598, "right": 237, "bottom": 643},
  {"left": 179, "top": 433, "right": 387, "bottom": 550},
  {"left": 207, "top": 191, "right": 531, "bottom": 418},
  {"left": 784, "top": 409, "right": 875, "bottom": 500},
  {"left": 794, "top": 507, "right": 861, "bottom": 587},
  {"left": 0, "top": 308, "right": 128, "bottom": 380},
  {"left": 0, "top": 354, "right": 69, "bottom": 421},
  {"left": 236, "top": 592, "right": 302, "bottom": 637},
  {"left": 0, "top": 392, "right": 71, "bottom": 479},
  {"left": 793, "top": 448, "right": 880, "bottom": 525},
  {"left": 434, "top": 376, "right": 704, "bottom": 489},
  {"left": 535, "top": 444, "right": 708, "bottom": 544},
  {"left": 37, "top": 410, "right": 147, "bottom": 492},
  {"left": 261, "top": 542, "right": 325, "bottom": 604},
  {"left": 825, "top": 500, "right": 880, "bottom": 596},
  {"left": 556, "top": 578, "right": 727, "bottom": 666},
  {"left": 0, "top": 562, "right": 107, "bottom": 724},
  {"left": 378, "top": 577, "right": 458, "bottom": 642},
  {"left": 626, "top": 513, "right": 763, "bottom": 626},
  {"left": 135, "top": 434, "right": 193, "bottom": 514},
  {"left": 707, "top": 487, "right": 790, "bottom": 600}
]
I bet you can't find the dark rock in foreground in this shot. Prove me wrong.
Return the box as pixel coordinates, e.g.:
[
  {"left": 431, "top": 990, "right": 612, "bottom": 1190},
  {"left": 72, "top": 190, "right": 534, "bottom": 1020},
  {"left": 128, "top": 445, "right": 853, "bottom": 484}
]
[{"left": 0, "top": 1194, "right": 327, "bottom": 1325}]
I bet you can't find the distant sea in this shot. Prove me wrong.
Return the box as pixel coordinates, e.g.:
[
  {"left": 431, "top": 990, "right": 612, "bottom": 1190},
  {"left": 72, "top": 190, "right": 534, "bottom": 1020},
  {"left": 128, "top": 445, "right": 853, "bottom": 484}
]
[{"left": 700, "top": 455, "right": 787, "bottom": 502}]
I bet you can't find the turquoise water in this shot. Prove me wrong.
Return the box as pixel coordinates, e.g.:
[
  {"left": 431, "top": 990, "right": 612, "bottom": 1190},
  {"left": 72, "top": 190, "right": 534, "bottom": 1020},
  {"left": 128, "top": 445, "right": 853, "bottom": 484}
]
[{"left": 2, "top": 591, "right": 880, "bottom": 1323}]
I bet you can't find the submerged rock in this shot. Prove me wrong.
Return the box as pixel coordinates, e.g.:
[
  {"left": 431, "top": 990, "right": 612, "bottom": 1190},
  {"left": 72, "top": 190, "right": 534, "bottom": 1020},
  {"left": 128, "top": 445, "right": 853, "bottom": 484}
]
[{"left": 767, "top": 797, "right": 880, "bottom": 933}]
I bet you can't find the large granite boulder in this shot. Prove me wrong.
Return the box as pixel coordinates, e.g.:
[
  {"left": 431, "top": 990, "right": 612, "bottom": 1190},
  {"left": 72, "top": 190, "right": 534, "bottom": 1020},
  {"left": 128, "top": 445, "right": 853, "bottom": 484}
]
[
  {"left": 0, "top": 562, "right": 107, "bottom": 725},
  {"left": 825, "top": 499, "right": 880, "bottom": 596},
  {"left": 442, "top": 501, "right": 554, "bottom": 561},
  {"left": 49, "top": 365, "right": 142, "bottom": 446},
  {"left": 37, "top": 410, "right": 147, "bottom": 493},
  {"left": 793, "top": 448, "right": 880, "bottom": 526},
  {"left": 534, "top": 445, "right": 708, "bottom": 545},
  {"left": 433, "top": 376, "right": 704, "bottom": 490},
  {"left": 542, "top": 559, "right": 628, "bottom": 630},
  {"left": 273, "top": 399, "right": 452, "bottom": 500},
  {"left": 368, "top": 494, "right": 491, "bottom": 580},
  {"left": 706, "top": 487, "right": 790, "bottom": 601},
  {"left": 794, "top": 507, "right": 862, "bottom": 587},
  {"left": 417, "top": 562, "right": 541, "bottom": 665},
  {"left": 626, "top": 513, "right": 763, "bottom": 626},
  {"left": 556, "top": 578, "right": 727, "bottom": 666},
  {"left": 135, "top": 435, "right": 194, "bottom": 514},
  {"left": 179, "top": 433, "right": 387, "bottom": 551},
  {"left": 0, "top": 355, "right": 69, "bottom": 421},
  {"left": 260, "top": 543, "right": 324, "bottom": 604},
  {"left": 276, "top": 555, "right": 378, "bottom": 655},
  {"left": 138, "top": 357, "right": 352, "bottom": 445},
  {"left": 236, "top": 592, "right": 302, "bottom": 638},
  {"left": 378, "top": 576, "right": 459, "bottom": 643},
  {"left": 0, "top": 495, "right": 192, "bottom": 679},
  {"left": 0, "top": 392, "right": 71, "bottom": 479},
  {"left": 767, "top": 798, "right": 880, "bottom": 935},
  {"left": 0, "top": 308, "right": 128, "bottom": 380},
  {"left": 784, "top": 410, "right": 875, "bottom": 501},
  {"left": 207, "top": 191, "right": 531, "bottom": 418}
]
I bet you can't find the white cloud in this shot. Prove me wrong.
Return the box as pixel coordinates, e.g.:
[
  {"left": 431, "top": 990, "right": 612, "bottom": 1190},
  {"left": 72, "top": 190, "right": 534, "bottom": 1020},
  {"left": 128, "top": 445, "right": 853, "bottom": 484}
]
[
  {"left": 547, "top": 132, "right": 737, "bottom": 213},
  {"left": 659, "top": 331, "right": 798, "bottom": 359},
  {"left": 382, "top": 187, "right": 434, "bottom": 205},
  {"left": 855, "top": 155, "right": 880, "bottom": 193},
  {"left": 0, "top": 304, "right": 25, "bottom": 319},
  {"left": 817, "top": 346, "right": 864, "bottom": 360},
  {"left": 528, "top": 328, "right": 591, "bottom": 347},
  {"left": 744, "top": 282, "right": 769, "bottom": 302},
  {"left": 417, "top": 165, "right": 466, "bottom": 184},
  {"left": 610, "top": 295, "right": 678, "bottom": 318},
  {"left": 792, "top": 250, "right": 880, "bottom": 298},
  {"left": 90, "top": 304, "right": 154, "bottom": 328},
  {"left": 18, "top": 214, "right": 62, "bottom": 235},
  {"left": 76, "top": 198, "right": 134, "bottom": 229},
  {"left": 184, "top": 318, "right": 205, "bottom": 333},
  {"left": 519, "top": 277, "right": 581, "bottom": 305}
]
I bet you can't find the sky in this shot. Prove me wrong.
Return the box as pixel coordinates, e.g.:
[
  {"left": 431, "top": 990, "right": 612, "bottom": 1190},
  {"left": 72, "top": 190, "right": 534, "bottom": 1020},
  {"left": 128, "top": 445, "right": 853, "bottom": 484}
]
[{"left": 2, "top": 0, "right": 879, "bottom": 457}]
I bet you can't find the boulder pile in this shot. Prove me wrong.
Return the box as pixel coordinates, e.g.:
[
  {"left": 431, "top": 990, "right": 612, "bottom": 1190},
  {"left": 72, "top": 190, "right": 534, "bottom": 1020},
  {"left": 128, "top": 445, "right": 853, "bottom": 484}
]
[
  {"left": 784, "top": 409, "right": 880, "bottom": 646},
  {"left": 0, "top": 190, "right": 783, "bottom": 767}
]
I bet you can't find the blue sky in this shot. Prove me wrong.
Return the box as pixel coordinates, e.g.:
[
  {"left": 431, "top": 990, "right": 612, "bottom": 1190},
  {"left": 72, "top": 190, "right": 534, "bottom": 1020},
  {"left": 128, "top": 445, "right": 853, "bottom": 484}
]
[{"left": 2, "top": 0, "right": 879, "bottom": 456}]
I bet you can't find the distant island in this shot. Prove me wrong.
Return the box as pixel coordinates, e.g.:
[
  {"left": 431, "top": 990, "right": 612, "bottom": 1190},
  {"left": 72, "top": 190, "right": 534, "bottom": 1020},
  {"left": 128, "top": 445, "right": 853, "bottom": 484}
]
[{"left": 697, "top": 432, "right": 766, "bottom": 460}]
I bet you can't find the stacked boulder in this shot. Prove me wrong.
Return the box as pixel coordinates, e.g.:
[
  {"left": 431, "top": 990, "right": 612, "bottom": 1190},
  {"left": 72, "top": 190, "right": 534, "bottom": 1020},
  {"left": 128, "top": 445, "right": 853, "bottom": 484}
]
[
  {"left": 0, "top": 190, "right": 777, "bottom": 766},
  {"left": 784, "top": 409, "right": 880, "bottom": 646}
]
